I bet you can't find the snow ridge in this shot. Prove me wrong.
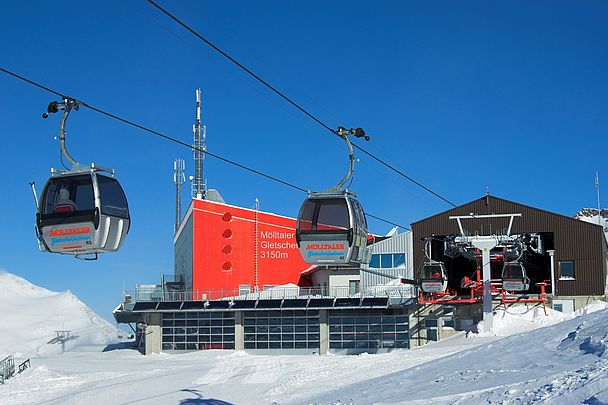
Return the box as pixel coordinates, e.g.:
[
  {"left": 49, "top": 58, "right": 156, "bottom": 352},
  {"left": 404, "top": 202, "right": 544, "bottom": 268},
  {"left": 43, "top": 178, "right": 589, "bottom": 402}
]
[{"left": 0, "top": 270, "right": 123, "bottom": 358}]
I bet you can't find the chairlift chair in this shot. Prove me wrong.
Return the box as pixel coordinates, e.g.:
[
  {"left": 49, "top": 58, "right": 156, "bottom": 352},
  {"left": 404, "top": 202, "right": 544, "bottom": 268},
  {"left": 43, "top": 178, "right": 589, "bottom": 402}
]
[
  {"left": 32, "top": 99, "right": 130, "bottom": 259},
  {"left": 295, "top": 127, "right": 370, "bottom": 266},
  {"left": 501, "top": 261, "right": 530, "bottom": 291}
]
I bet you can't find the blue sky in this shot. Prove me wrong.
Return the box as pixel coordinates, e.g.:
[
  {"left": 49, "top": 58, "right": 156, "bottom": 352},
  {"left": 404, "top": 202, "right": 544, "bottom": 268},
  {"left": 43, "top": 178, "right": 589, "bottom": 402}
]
[{"left": 1, "top": 1, "right": 607, "bottom": 323}]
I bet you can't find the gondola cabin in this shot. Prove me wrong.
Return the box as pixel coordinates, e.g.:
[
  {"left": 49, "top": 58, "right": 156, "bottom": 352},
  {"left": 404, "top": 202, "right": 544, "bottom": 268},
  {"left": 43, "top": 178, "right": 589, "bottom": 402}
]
[
  {"left": 295, "top": 194, "right": 369, "bottom": 265},
  {"left": 36, "top": 170, "right": 130, "bottom": 258},
  {"left": 501, "top": 262, "right": 530, "bottom": 291},
  {"left": 419, "top": 262, "right": 448, "bottom": 293}
]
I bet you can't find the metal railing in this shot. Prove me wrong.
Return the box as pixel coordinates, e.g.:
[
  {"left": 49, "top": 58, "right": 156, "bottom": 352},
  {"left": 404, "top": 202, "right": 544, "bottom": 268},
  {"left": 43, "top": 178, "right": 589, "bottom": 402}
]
[
  {"left": 123, "top": 284, "right": 415, "bottom": 304},
  {"left": 18, "top": 359, "right": 30, "bottom": 374},
  {"left": 0, "top": 355, "right": 15, "bottom": 383}
]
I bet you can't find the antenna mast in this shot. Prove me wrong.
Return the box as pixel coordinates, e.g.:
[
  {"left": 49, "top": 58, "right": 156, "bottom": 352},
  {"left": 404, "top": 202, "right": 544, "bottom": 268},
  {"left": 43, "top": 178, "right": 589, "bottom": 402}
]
[
  {"left": 596, "top": 172, "right": 602, "bottom": 226},
  {"left": 193, "top": 88, "right": 207, "bottom": 199},
  {"left": 174, "top": 158, "right": 185, "bottom": 233}
]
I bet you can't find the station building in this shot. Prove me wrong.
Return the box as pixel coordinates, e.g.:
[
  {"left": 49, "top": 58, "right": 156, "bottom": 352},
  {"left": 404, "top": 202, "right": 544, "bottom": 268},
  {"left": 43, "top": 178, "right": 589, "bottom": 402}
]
[
  {"left": 412, "top": 195, "right": 608, "bottom": 314},
  {"left": 115, "top": 194, "right": 417, "bottom": 355},
  {"left": 113, "top": 194, "right": 607, "bottom": 355}
]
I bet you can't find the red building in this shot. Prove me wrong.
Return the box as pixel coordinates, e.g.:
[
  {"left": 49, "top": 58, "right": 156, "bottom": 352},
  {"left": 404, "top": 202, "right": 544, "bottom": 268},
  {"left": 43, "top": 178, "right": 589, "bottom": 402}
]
[{"left": 174, "top": 194, "right": 313, "bottom": 295}]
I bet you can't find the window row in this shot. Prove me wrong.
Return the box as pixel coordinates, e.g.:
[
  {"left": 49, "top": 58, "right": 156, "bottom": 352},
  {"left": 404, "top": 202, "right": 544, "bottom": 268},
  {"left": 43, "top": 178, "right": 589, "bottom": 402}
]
[
  {"left": 163, "top": 319, "right": 235, "bottom": 327},
  {"left": 244, "top": 333, "right": 319, "bottom": 342},
  {"left": 244, "top": 317, "right": 318, "bottom": 326},
  {"left": 329, "top": 324, "right": 408, "bottom": 333},
  {"left": 330, "top": 332, "right": 408, "bottom": 341},
  {"left": 163, "top": 327, "right": 235, "bottom": 335},
  {"left": 244, "top": 341, "right": 319, "bottom": 349},
  {"left": 163, "top": 312, "right": 234, "bottom": 320},
  {"left": 162, "top": 335, "right": 234, "bottom": 343},
  {"left": 162, "top": 343, "right": 235, "bottom": 351},
  {"left": 245, "top": 325, "right": 319, "bottom": 334},
  {"left": 329, "top": 340, "right": 408, "bottom": 349},
  {"left": 328, "top": 316, "right": 408, "bottom": 325},
  {"left": 245, "top": 310, "right": 320, "bottom": 317},
  {"left": 368, "top": 253, "right": 406, "bottom": 269}
]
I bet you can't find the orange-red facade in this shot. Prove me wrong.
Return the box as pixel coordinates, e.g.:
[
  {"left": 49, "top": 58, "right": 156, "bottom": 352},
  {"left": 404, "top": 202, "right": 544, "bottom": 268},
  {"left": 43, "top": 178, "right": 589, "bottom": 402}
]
[{"left": 183, "top": 198, "right": 312, "bottom": 292}]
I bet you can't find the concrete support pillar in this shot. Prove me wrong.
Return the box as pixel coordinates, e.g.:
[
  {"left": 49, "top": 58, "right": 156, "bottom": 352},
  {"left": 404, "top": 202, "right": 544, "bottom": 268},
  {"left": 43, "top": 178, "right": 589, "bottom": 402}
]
[
  {"left": 144, "top": 313, "right": 162, "bottom": 355},
  {"left": 408, "top": 306, "right": 422, "bottom": 348},
  {"left": 319, "top": 309, "right": 328, "bottom": 355},
  {"left": 234, "top": 311, "right": 244, "bottom": 351}
]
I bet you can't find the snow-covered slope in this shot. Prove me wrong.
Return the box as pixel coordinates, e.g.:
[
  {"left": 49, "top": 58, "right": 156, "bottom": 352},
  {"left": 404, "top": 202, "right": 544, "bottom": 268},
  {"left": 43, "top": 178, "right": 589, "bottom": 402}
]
[
  {"left": 0, "top": 271, "right": 124, "bottom": 358},
  {"left": 310, "top": 307, "right": 608, "bottom": 404},
  {"left": 1, "top": 270, "right": 607, "bottom": 404}
]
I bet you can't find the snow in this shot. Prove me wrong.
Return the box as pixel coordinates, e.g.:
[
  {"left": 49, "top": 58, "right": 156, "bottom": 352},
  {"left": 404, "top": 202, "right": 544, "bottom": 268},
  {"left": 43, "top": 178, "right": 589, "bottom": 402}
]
[
  {"left": 1, "top": 270, "right": 607, "bottom": 404},
  {"left": 0, "top": 270, "right": 124, "bottom": 359},
  {"left": 473, "top": 306, "right": 568, "bottom": 337}
]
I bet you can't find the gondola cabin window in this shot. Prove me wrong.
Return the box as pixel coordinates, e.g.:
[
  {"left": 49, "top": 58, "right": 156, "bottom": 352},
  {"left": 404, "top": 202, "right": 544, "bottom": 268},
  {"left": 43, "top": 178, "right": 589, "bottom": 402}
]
[
  {"left": 42, "top": 176, "right": 94, "bottom": 215},
  {"left": 97, "top": 176, "right": 129, "bottom": 218},
  {"left": 316, "top": 200, "right": 349, "bottom": 231},
  {"left": 298, "top": 198, "right": 349, "bottom": 232}
]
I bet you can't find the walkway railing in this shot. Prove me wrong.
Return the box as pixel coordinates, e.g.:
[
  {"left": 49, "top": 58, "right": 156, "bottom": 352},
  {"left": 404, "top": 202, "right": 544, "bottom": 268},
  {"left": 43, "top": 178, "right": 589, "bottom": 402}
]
[
  {"left": 0, "top": 355, "right": 15, "bottom": 384},
  {"left": 123, "top": 284, "right": 415, "bottom": 304}
]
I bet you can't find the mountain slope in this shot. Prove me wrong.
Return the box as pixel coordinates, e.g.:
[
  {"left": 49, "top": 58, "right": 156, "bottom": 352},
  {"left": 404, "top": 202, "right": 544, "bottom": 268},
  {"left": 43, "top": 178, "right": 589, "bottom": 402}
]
[{"left": 0, "top": 271, "right": 124, "bottom": 358}]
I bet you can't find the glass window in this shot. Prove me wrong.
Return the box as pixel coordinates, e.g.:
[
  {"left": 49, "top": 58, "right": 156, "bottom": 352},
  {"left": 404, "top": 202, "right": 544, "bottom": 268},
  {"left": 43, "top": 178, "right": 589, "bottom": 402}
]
[
  {"left": 316, "top": 200, "right": 349, "bottom": 231},
  {"left": 559, "top": 261, "right": 575, "bottom": 280},
  {"left": 42, "top": 175, "right": 95, "bottom": 215},
  {"left": 349, "top": 280, "right": 360, "bottom": 295},
  {"left": 424, "top": 319, "right": 438, "bottom": 328},
  {"left": 239, "top": 284, "right": 250, "bottom": 295},
  {"left": 421, "top": 264, "right": 445, "bottom": 280},
  {"left": 380, "top": 254, "right": 393, "bottom": 268},
  {"left": 503, "top": 263, "right": 524, "bottom": 279},
  {"left": 553, "top": 304, "right": 563, "bottom": 312},
  {"left": 97, "top": 175, "right": 129, "bottom": 218},
  {"left": 369, "top": 254, "right": 380, "bottom": 268},
  {"left": 355, "top": 200, "right": 368, "bottom": 230},
  {"left": 297, "top": 200, "right": 316, "bottom": 231},
  {"left": 393, "top": 253, "right": 405, "bottom": 268}
]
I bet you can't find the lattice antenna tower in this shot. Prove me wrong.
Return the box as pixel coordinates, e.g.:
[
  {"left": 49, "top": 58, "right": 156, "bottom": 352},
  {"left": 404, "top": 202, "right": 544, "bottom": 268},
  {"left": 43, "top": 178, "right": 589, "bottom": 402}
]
[{"left": 193, "top": 88, "right": 207, "bottom": 199}]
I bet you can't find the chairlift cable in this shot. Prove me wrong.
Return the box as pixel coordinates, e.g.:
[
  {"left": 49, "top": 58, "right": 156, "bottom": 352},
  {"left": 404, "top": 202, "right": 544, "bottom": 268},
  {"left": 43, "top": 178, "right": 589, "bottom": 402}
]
[
  {"left": 0, "top": 66, "right": 408, "bottom": 230},
  {"left": 145, "top": 0, "right": 459, "bottom": 209}
]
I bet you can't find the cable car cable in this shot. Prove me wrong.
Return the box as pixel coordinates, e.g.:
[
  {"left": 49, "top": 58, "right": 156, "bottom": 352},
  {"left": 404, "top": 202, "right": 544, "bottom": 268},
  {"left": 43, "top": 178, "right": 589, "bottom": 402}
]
[
  {"left": 0, "top": 66, "right": 409, "bottom": 230},
  {"left": 366, "top": 213, "right": 411, "bottom": 231},
  {"left": 147, "top": 0, "right": 334, "bottom": 135},
  {"left": 146, "top": 0, "right": 459, "bottom": 209}
]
